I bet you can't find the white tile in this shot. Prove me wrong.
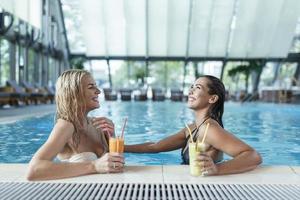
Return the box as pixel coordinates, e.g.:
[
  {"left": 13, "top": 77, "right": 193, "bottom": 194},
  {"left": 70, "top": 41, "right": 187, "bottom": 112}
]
[
  {"left": 250, "top": 166, "right": 294, "bottom": 174},
  {"left": 1, "top": 164, "right": 299, "bottom": 184},
  {"left": 7, "top": 165, "right": 163, "bottom": 183},
  {"left": 162, "top": 165, "right": 300, "bottom": 184},
  {"left": 47, "top": 166, "right": 164, "bottom": 183},
  {"left": 290, "top": 166, "right": 300, "bottom": 175},
  {"left": 0, "top": 164, "right": 28, "bottom": 182}
]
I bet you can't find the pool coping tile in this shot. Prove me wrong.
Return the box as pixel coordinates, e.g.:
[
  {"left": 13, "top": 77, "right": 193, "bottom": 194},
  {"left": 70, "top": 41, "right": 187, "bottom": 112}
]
[
  {"left": 47, "top": 166, "right": 164, "bottom": 183},
  {"left": 0, "top": 164, "right": 299, "bottom": 184},
  {"left": 162, "top": 165, "right": 300, "bottom": 184},
  {"left": 290, "top": 166, "right": 300, "bottom": 175}
]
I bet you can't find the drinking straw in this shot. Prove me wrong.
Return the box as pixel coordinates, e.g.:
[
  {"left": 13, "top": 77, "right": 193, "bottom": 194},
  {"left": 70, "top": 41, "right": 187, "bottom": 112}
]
[
  {"left": 201, "top": 122, "right": 210, "bottom": 144},
  {"left": 184, "top": 123, "right": 194, "bottom": 143},
  {"left": 120, "top": 117, "right": 128, "bottom": 139}
]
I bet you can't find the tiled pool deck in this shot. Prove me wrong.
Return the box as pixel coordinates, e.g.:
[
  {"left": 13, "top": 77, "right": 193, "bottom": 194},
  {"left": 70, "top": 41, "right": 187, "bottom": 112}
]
[
  {"left": 0, "top": 164, "right": 299, "bottom": 184},
  {"left": 0, "top": 104, "right": 55, "bottom": 124}
]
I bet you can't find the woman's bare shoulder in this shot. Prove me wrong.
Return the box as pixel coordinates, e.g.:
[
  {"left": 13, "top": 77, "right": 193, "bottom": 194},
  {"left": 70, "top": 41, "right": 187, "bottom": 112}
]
[
  {"left": 205, "top": 119, "right": 237, "bottom": 144},
  {"left": 207, "top": 119, "right": 221, "bottom": 128},
  {"left": 204, "top": 119, "right": 226, "bottom": 138},
  {"left": 52, "top": 119, "right": 75, "bottom": 138}
]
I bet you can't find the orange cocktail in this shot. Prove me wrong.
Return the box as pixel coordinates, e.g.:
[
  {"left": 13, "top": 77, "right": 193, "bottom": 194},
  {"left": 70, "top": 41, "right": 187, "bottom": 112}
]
[{"left": 109, "top": 137, "right": 124, "bottom": 153}]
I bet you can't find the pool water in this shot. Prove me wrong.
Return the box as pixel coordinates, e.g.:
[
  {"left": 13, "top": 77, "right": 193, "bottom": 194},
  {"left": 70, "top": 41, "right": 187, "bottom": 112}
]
[{"left": 0, "top": 101, "right": 300, "bottom": 165}]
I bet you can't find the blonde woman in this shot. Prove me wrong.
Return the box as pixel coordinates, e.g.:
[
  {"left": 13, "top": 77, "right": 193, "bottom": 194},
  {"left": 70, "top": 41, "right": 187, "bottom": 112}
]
[{"left": 27, "top": 69, "right": 124, "bottom": 180}]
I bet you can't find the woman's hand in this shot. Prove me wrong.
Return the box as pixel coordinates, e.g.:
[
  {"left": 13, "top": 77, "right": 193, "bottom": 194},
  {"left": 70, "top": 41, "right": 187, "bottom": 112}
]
[
  {"left": 92, "top": 153, "right": 125, "bottom": 174},
  {"left": 197, "top": 153, "right": 218, "bottom": 176},
  {"left": 92, "top": 117, "right": 115, "bottom": 137}
]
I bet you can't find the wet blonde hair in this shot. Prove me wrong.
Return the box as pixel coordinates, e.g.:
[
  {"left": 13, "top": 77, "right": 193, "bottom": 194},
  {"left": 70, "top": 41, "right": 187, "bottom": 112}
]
[{"left": 55, "top": 69, "right": 91, "bottom": 148}]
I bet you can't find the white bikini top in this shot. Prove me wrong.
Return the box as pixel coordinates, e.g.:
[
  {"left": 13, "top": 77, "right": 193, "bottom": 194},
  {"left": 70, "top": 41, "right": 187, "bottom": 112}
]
[{"left": 60, "top": 152, "right": 98, "bottom": 163}]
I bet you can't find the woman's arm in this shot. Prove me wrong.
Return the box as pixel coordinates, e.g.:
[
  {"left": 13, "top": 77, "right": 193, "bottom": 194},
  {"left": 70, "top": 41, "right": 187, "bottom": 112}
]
[
  {"left": 27, "top": 119, "right": 124, "bottom": 180},
  {"left": 125, "top": 128, "right": 187, "bottom": 153},
  {"left": 27, "top": 119, "right": 93, "bottom": 180},
  {"left": 206, "top": 147, "right": 223, "bottom": 163},
  {"left": 200, "top": 121, "right": 262, "bottom": 175}
]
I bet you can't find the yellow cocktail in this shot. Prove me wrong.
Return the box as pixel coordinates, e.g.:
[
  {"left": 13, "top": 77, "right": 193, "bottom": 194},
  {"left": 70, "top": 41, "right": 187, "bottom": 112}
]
[
  {"left": 109, "top": 137, "right": 124, "bottom": 153},
  {"left": 189, "top": 142, "right": 206, "bottom": 176}
]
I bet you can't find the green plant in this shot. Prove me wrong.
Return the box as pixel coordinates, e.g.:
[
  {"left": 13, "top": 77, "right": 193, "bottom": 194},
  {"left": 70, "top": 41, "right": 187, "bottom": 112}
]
[
  {"left": 134, "top": 67, "right": 146, "bottom": 82},
  {"left": 228, "top": 64, "right": 250, "bottom": 92},
  {"left": 70, "top": 57, "right": 86, "bottom": 69},
  {"left": 228, "top": 61, "right": 264, "bottom": 93}
]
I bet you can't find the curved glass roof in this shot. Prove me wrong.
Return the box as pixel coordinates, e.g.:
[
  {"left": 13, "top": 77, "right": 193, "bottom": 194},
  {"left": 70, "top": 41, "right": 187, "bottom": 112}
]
[
  {"left": 0, "top": 0, "right": 42, "bottom": 29},
  {"left": 62, "top": 0, "right": 300, "bottom": 59}
]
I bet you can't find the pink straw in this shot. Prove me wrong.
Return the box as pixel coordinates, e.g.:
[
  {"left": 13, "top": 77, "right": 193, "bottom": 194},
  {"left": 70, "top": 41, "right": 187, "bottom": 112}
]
[{"left": 120, "top": 117, "right": 128, "bottom": 139}]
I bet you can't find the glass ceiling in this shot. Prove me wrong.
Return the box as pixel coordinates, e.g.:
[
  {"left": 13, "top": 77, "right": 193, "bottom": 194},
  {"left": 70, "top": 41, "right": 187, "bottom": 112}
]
[
  {"left": 61, "top": 0, "right": 86, "bottom": 53},
  {"left": 0, "top": 0, "right": 42, "bottom": 29},
  {"left": 61, "top": 0, "right": 300, "bottom": 59}
]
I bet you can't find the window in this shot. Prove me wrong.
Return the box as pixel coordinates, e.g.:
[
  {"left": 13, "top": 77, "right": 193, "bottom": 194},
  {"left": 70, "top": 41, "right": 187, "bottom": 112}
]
[{"left": 0, "top": 38, "right": 10, "bottom": 86}]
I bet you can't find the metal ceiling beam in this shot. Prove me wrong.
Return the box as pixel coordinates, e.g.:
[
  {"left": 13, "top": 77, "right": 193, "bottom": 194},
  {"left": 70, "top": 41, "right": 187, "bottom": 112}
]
[
  {"left": 145, "top": 0, "right": 149, "bottom": 77},
  {"left": 225, "top": 0, "right": 238, "bottom": 58},
  {"left": 166, "top": 0, "right": 170, "bottom": 58},
  {"left": 70, "top": 53, "right": 300, "bottom": 62},
  {"left": 124, "top": 1, "right": 128, "bottom": 59},
  {"left": 182, "top": 0, "right": 194, "bottom": 89},
  {"left": 58, "top": 0, "right": 70, "bottom": 58},
  {"left": 205, "top": 0, "right": 215, "bottom": 56},
  {"left": 102, "top": 1, "right": 109, "bottom": 59},
  {"left": 185, "top": 0, "right": 193, "bottom": 60}
]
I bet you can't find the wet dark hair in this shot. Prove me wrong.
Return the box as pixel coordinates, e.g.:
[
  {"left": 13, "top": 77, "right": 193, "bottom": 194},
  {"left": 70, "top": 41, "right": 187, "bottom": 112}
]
[{"left": 200, "top": 75, "right": 225, "bottom": 128}]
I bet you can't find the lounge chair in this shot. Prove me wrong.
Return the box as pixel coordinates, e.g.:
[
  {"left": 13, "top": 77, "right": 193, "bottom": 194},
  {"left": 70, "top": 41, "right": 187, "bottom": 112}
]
[
  {"left": 6, "top": 80, "right": 30, "bottom": 105},
  {"left": 0, "top": 86, "right": 11, "bottom": 106},
  {"left": 0, "top": 91, "right": 10, "bottom": 106},
  {"left": 44, "top": 85, "right": 55, "bottom": 103},
  {"left": 21, "top": 81, "right": 47, "bottom": 104},
  {"left": 152, "top": 88, "right": 165, "bottom": 101},
  {"left": 120, "top": 88, "right": 132, "bottom": 101},
  {"left": 0, "top": 86, "right": 17, "bottom": 106},
  {"left": 261, "top": 89, "right": 292, "bottom": 103},
  {"left": 278, "top": 89, "right": 292, "bottom": 103},
  {"left": 0, "top": 85, "right": 24, "bottom": 106},
  {"left": 34, "top": 83, "right": 55, "bottom": 104},
  {"left": 134, "top": 89, "right": 147, "bottom": 101},
  {"left": 170, "top": 89, "right": 183, "bottom": 101},
  {"left": 292, "top": 91, "right": 300, "bottom": 103},
  {"left": 103, "top": 88, "right": 117, "bottom": 101}
]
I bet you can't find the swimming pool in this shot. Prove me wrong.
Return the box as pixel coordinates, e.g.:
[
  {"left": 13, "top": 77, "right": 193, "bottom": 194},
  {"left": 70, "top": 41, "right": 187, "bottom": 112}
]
[{"left": 0, "top": 101, "right": 300, "bottom": 165}]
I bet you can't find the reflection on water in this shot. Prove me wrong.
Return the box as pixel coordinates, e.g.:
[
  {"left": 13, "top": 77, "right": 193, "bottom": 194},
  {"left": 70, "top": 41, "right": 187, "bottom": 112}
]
[{"left": 0, "top": 101, "right": 300, "bottom": 165}]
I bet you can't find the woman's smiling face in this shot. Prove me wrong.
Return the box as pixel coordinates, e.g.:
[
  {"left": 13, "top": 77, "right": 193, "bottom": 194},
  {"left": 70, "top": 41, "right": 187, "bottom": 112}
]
[
  {"left": 82, "top": 75, "right": 101, "bottom": 111},
  {"left": 187, "top": 77, "right": 213, "bottom": 110}
]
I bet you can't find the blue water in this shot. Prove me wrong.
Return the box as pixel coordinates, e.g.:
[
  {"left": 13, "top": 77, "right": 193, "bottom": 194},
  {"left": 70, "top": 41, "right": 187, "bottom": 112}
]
[{"left": 0, "top": 101, "right": 300, "bottom": 165}]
